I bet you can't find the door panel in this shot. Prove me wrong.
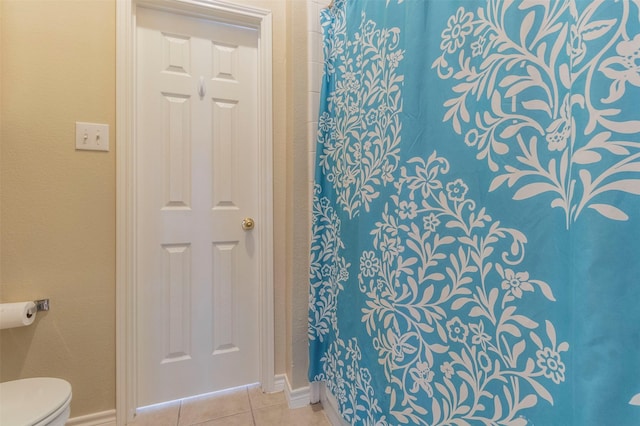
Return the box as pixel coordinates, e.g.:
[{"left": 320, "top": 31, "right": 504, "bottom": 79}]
[{"left": 136, "top": 7, "right": 259, "bottom": 407}]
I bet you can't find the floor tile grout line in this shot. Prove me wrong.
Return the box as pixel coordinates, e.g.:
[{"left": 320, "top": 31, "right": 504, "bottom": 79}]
[
  {"left": 251, "top": 408, "right": 257, "bottom": 426},
  {"left": 246, "top": 385, "right": 258, "bottom": 425},
  {"left": 186, "top": 411, "right": 253, "bottom": 426}
]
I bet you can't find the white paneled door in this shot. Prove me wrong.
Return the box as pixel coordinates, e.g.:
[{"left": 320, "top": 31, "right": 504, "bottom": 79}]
[{"left": 136, "top": 7, "right": 260, "bottom": 407}]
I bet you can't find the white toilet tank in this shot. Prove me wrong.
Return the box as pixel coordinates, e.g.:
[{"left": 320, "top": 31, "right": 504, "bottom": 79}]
[{"left": 0, "top": 377, "right": 72, "bottom": 426}]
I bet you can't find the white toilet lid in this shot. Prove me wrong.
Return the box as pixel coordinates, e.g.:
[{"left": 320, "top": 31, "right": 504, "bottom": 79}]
[{"left": 0, "top": 377, "right": 72, "bottom": 426}]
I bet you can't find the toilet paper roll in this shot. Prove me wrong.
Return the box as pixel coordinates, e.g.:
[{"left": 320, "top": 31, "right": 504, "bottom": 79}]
[{"left": 0, "top": 302, "right": 37, "bottom": 330}]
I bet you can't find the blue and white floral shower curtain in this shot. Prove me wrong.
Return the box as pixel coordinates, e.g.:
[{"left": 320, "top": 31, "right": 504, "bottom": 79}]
[{"left": 308, "top": 0, "right": 640, "bottom": 424}]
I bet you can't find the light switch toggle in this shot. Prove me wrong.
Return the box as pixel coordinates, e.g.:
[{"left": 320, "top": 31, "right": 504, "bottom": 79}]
[{"left": 76, "top": 122, "right": 109, "bottom": 152}]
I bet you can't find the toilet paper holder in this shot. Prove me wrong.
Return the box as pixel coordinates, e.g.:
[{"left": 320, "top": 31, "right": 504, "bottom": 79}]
[
  {"left": 34, "top": 299, "right": 50, "bottom": 312},
  {"left": 25, "top": 299, "right": 49, "bottom": 319}
]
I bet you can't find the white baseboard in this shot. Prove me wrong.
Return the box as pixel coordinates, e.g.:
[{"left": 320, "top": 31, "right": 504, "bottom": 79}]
[
  {"left": 273, "top": 373, "right": 286, "bottom": 392},
  {"left": 309, "top": 381, "right": 321, "bottom": 404},
  {"left": 284, "top": 375, "right": 312, "bottom": 409},
  {"left": 67, "top": 409, "right": 116, "bottom": 426},
  {"left": 281, "top": 377, "right": 346, "bottom": 425}
]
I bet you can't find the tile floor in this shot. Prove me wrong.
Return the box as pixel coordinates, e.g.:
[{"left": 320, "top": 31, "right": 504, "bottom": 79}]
[{"left": 125, "top": 385, "right": 331, "bottom": 426}]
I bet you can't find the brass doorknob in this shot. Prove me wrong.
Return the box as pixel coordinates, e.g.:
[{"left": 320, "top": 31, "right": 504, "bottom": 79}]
[{"left": 242, "top": 217, "right": 255, "bottom": 231}]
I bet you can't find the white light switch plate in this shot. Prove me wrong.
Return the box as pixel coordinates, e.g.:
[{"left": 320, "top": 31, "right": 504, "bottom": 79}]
[{"left": 76, "top": 122, "right": 109, "bottom": 151}]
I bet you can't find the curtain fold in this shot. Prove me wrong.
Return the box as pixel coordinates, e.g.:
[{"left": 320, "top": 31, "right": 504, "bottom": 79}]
[{"left": 309, "top": 1, "right": 640, "bottom": 424}]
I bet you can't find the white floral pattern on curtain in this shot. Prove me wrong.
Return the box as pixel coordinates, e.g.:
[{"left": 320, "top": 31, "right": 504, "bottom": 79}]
[
  {"left": 317, "top": 10, "right": 404, "bottom": 218},
  {"left": 432, "top": 0, "right": 640, "bottom": 228},
  {"left": 309, "top": 1, "right": 640, "bottom": 425}
]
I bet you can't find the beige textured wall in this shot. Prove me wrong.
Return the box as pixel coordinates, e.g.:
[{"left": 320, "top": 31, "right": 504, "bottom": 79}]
[
  {"left": 0, "top": 0, "right": 299, "bottom": 418},
  {"left": 286, "top": 0, "right": 312, "bottom": 390},
  {"left": 0, "top": 0, "right": 116, "bottom": 417}
]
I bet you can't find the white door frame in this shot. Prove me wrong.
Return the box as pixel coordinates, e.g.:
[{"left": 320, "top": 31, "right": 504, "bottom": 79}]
[{"left": 116, "top": 0, "right": 274, "bottom": 423}]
